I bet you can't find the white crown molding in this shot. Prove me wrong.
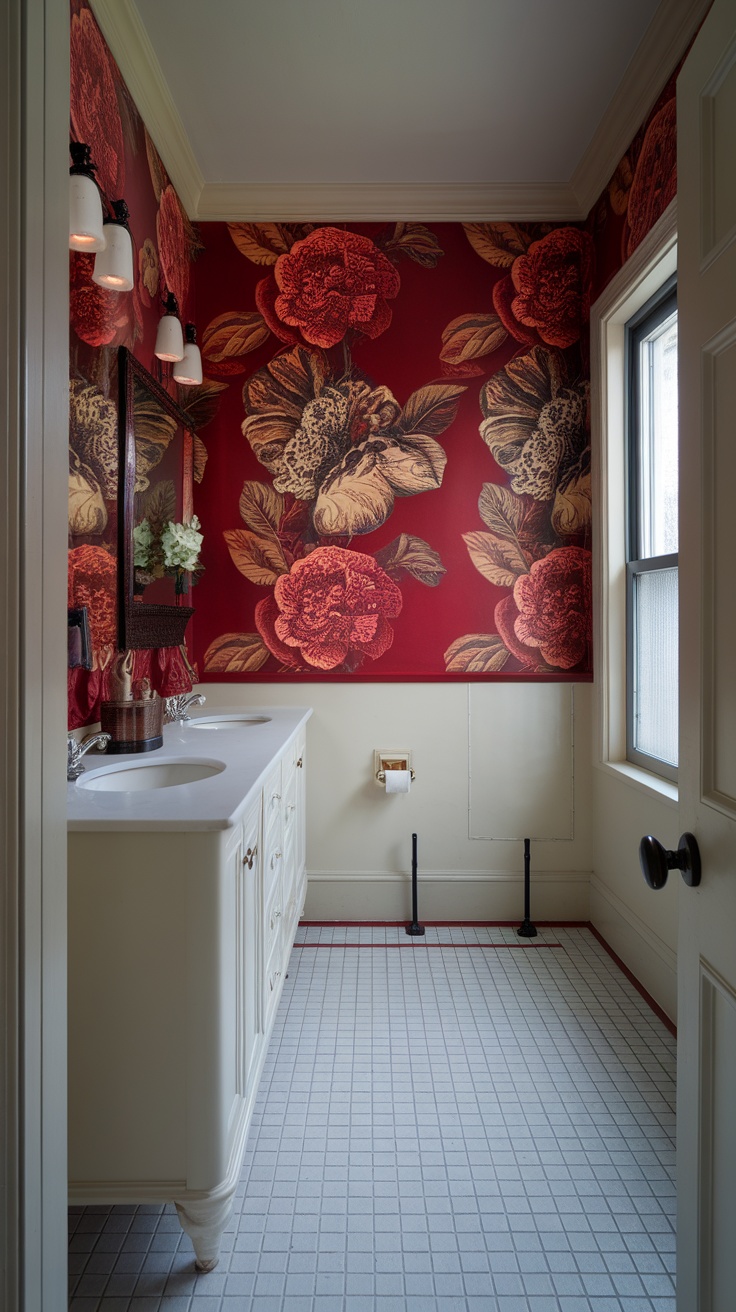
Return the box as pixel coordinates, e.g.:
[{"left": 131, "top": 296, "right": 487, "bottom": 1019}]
[
  {"left": 91, "top": 0, "right": 704, "bottom": 225},
  {"left": 571, "top": 0, "right": 712, "bottom": 216},
  {"left": 195, "top": 181, "right": 582, "bottom": 223},
  {"left": 89, "top": 0, "right": 204, "bottom": 218}
]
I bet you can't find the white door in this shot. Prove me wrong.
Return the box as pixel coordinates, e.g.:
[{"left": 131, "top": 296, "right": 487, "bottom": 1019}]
[{"left": 677, "top": 3, "right": 736, "bottom": 1306}]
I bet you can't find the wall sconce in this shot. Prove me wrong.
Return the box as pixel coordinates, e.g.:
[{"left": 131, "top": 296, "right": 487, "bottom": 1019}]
[
  {"left": 92, "top": 199, "right": 134, "bottom": 291},
  {"left": 154, "top": 292, "right": 184, "bottom": 362},
  {"left": 173, "top": 324, "right": 202, "bottom": 386},
  {"left": 69, "top": 142, "right": 106, "bottom": 252}
]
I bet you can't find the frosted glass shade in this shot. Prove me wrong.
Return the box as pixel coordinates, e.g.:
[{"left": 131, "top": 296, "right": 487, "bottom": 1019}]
[
  {"left": 173, "top": 341, "right": 203, "bottom": 386},
  {"left": 92, "top": 222, "right": 134, "bottom": 291},
  {"left": 154, "top": 313, "right": 185, "bottom": 362},
  {"left": 69, "top": 172, "right": 106, "bottom": 251}
]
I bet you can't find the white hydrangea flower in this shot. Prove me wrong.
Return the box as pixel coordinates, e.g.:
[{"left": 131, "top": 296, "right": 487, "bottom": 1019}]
[
  {"left": 133, "top": 517, "right": 154, "bottom": 568},
  {"left": 161, "top": 515, "right": 204, "bottom": 573}
]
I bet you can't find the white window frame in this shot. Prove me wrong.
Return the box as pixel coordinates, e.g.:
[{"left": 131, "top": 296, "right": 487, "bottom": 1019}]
[{"left": 591, "top": 198, "right": 678, "bottom": 804}]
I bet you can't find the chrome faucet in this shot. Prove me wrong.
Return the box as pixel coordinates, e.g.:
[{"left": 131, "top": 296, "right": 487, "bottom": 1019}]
[
  {"left": 67, "top": 733, "right": 111, "bottom": 782},
  {"left": 164, "top": 692, "right": 206, "bottom": 725}
]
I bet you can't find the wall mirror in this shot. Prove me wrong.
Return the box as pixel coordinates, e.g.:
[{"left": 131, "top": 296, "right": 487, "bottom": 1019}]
[{"left": 118, "top": 347, "right": 195, "bottom": 650}]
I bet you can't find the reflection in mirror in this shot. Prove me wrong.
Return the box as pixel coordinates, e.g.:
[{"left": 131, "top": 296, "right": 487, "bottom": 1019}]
[
  {"left": 68, "top": 607, "right": 92, "bottom": 669},
  {"left": 118, "top": 347, "right": 196, "bottom": 649}
]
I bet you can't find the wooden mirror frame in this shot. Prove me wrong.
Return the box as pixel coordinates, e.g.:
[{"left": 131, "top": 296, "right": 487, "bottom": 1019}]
[{"left": 117, "top": 347, "right": 195, "bottom": 650}]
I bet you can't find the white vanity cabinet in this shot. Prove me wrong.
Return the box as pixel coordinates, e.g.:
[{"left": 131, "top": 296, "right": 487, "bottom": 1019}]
[{"left": 67, "top": 711, "right": 309, "bottom": 1271}]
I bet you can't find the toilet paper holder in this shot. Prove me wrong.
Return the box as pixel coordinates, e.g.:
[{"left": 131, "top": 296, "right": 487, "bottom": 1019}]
[{"left": 374, "top": 750, "right": 415, "bottom": 785}]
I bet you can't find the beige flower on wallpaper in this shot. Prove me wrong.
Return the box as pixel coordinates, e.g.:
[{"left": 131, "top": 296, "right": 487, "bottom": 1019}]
[
  {"left": 138, "top": 238, "right": 159, "bottom": 302},
  {"left": 241, "top": 345, "right": 457, "bottom": 538},
  {"left": 480, "top": 345, "right": 590, "bottom": 515}
]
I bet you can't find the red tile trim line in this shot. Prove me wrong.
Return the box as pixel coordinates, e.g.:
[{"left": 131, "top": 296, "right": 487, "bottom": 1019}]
[
  {"left": 295, "top": 942, "right": 562, "bottom": 949},
  {"left": 296, "top": 920, "right": 677, "bottom": 1037},
  {"left": 587, "top": 923, "right": 677, "bottom": 1038}
]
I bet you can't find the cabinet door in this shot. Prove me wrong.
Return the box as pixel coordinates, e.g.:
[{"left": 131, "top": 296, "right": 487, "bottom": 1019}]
[
  {"left": 238, "top": 797, "right": 262, "bottom": 1098},
  {"left": 289, "top": 730, "right": 307, "bottom": 919},
  {"left": 262, "top": 758, "right": 283, "bottom": 903}
]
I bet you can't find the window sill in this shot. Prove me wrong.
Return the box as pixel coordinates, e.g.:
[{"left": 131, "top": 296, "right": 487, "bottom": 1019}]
[{"left": 596, "top": 758, "right": 678, "bottom": 808}]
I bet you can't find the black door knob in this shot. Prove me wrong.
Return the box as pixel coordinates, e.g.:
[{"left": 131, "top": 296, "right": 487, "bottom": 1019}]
[{"left": 639, "top": 832, "right": 701, "bottom": 889}]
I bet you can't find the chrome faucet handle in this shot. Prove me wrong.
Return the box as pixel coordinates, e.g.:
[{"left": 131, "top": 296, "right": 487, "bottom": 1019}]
[
  {"left": 67, "top": 732, "right": 111, "bottom": 782},
  {"left": 164, "top": 692, "right": 206, "bottom": 725}
]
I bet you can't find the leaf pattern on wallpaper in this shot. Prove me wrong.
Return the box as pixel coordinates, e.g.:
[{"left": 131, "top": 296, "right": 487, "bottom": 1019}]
[
  {"left": 239, "top": 480, "right": 286, "bottom": 540},
  {"left": 176, "top": 378, "right": 229, "bottom": 430},
  {"left": 551, "top": 469, "right": 592, "bottom": 541},
  {"left": 192, "top": 435, "right": 208, "bottom": 485},
  {"left": 144, "top": 127, "right": 169, "bottom": 203},
  {"left": 132, "top": 382, "right": 178, "bottom": 490},
  {"left": 203, "top": 632, "right": 270, "bottom": 673},
  {"left": 312, "top": 434, "right": 447, "bottom": 537},
  {"left": 463, "top": 222, "right": 533, "bottom": 268},
  {"left": 223, "top": 528, "right": 289, "bottom": 586},
  {"left": 398, "top": 382, "right": 467, "bottom": 437},
  {"left": 444, "top": 634, "right": 511, "bottom": 674},
  {"left": 141, "top": 479, "right": 176, "bottom": 537},
  {"left": 375, "top": 535, "right": 446, "bottom": 588},
  {"left": 227, "top": 223, "right": 314, "bottom": 265},
  {"left": 202, "top": 311, "right": 271, "bottom": 367},
  {"left": 462, "top": 530, "right": 529, "bottom": 588},
  {"left": 382, "top": 435, "right": 447, "bottom": 494},
  {"left": 381, "top": 223, "right": 444, "bottom": 268},
  {"left": 68, "top": 447, "right": 107, "bottom": 537},
  {"left": 439, "top": 313, "right": 508, "bottom": 365}
]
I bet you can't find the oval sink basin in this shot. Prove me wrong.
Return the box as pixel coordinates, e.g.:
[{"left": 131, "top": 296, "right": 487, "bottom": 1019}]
[
  {"left": 187, "top": 715, "right": 272, "bottom": 730},
  {"left": 78, "top": 759, "right": 226, "bottom": 792}
]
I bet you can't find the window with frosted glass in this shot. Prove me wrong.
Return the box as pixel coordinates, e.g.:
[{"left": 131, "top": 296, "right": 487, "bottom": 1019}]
[{"left": 626, "top": 280, "right": 678, "bottom": 781}]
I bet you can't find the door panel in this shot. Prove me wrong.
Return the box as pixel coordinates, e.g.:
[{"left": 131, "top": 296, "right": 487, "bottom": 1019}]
[
  {"left": 677, "top": 2, "right": 736, "bottom": 1306},
  {"left": 704, "top": 332, "right": 736, "bottom": 808},
  {"left": 698, "top": 965, "right": 736, "bottom": 1312}
]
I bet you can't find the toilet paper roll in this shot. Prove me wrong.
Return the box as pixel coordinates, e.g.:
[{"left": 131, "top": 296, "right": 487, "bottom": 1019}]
[{"left": 384, "top": 769, "right": 411, "bottom": 794}]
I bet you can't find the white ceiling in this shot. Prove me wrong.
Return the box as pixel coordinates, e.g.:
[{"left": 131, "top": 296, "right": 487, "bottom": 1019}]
[{"left": 91, "top": 0, "right": 707, "bottom": 219}]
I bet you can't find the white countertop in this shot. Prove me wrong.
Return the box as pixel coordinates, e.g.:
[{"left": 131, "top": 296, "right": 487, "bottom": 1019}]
[{"left": 67, "top": 706, "right": 312, "bottom": 833}]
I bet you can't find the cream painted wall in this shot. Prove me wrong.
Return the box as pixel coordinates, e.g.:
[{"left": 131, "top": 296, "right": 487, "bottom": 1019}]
[
  {"left": 591, "top": 768, "right": 679, "bottom": 1020},
  {"left": 195, "top": 680, "right": 594, "bottom": 923}
]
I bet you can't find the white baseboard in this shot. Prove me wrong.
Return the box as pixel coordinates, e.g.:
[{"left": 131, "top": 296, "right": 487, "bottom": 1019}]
[
  {"left": 303, "top": 869, "right": 590, "bottom": 923},
  {"left": 590, "top": 874, "right": 677, "bottom": 1021}
]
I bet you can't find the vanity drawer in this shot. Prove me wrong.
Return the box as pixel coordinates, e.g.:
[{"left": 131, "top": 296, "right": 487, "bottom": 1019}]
[
  {"left": 263, "top": 874, "right": 283, "bottom": 963},
  {"left": 240, "top": 795, "right": 261, "bottom": 875},
  {"left": 262, "top": 825, "right": 283, "bottom": 903},
  {"left": 264, "top": 932, "right": 284, "bottom": 1029},
  {"left": 263, "top": 760, "right": 283, "bottom": 840}
]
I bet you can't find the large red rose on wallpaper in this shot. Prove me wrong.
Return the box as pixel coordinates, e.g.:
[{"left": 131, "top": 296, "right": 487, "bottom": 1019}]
[
  {"left": 255, "top": 547, "right": 402, "bottom": 671},
  {"left": 260, "top": 227, "right": 401, "bottom": 349},
  {"left": 494, "top": 228, "right": 594, "bottom": 350},
  {"left": 68, "top": 544, "right": 117, "bottom": 656},
  {"left": 501, "top": 546, "right": 592, "bottom": 671},
  {"left": 156, "top": 184, "right": 190, "bottom": 309},
  {"left": 70, "top": 2, "right": 125, "bottom": 199}
]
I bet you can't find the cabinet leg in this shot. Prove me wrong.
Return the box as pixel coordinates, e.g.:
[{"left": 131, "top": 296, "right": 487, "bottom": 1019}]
[{"left": 174, "top": 1192, "right": 235, "bottom": 1272}]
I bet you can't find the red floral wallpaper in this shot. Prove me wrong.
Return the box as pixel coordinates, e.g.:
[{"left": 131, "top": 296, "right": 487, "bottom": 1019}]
[
  {"left": 587, "top": 71, "right": 678, "bottom": 302},
  {"left": 192, "top": 67, "right": 677, "bottom": 684},
  {"left": 193, "top": 220, "right": 593, "bottom": 681},
  {"left": 68, "top": 0, "right": 201, "bottom": 726},
  {"left": 68, "top": 0, "right": 679, "bottom": 694}
]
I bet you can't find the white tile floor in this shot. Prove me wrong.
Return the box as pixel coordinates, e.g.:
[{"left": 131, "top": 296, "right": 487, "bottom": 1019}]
[{"left": 69, "top": 926, "right": 676, "bottom": 1311}]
